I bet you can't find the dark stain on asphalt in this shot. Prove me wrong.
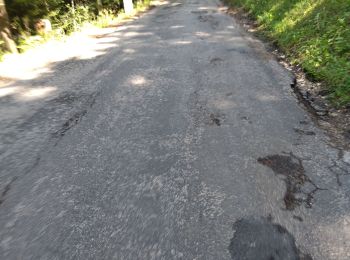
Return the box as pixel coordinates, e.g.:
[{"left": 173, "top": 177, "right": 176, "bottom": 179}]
[
  {"left": 209, "top": 113, "right": 221, "bottom": 126},
  {"left": 51, "top": 93, "right": 78, "bottom": 105},
  {"left": 229, "top": 217, "right": 312, "bottom": 260},
  {"left": 258, "top": 152, "right": 326, "bottom": 210},
  {"left": 87, "top": 91, "right": 100, "bottom": 108},
  {"left": 53, "top": 109, "right": 87, "bottom": 139},
  {"left": 162, "top": 4, "right": 181, "bottom": 10},
  {"left": 52, "top": 91, "right": 99, "bottom": 142},
  {"left": 226, "top": 48, "right": 249, "bottom": 55},
  {"left": 191, "top": 10, "right": 208, "bottom": 14},
  {"left": 198, "top": 15, "right": 219, "bottom": 29},
  {"left": 155, "top": 12, "right": 176, "bottom": 19},
  {"left": 293, "top": 215, "right": 303, "bottom": 222},
  {"left": 293, "top": 128, "right": 316, "bottom": 136},
  {"left": 240, "top": 116, "right": 252, "bottom": 124},
  {"left": 210, "top": 57, "right": 223, "bottom": 65},
  {"left": 0, "top": 177, "right": 17, "bottom": 205}
]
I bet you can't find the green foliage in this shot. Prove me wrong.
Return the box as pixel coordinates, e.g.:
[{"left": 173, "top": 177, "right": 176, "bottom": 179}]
[
  {"left": 5, "top": 0, "right": 123, "bottom": 33},
  {"left": 0, "top": 40, "right": 5, "bottom": 61},
  {"left": 226, "top": 0, "right": 350, "bottom": 106},
  {"left": 48, "top": 4, "right": 94, "bottom": 34},
  {"left": 5, "top": 0, "right": 148, "bottom": 32},
  {"left": 2, "top": 0, "right": 152, "bottom": 60},
  {"left": 94, "top": 9, "right": 120, "bottom": 27},
  {"left": 5, "top": 0, "right": 64, "bottom": 22},
  {"left": 16, "top": 35, "right": 46, "bottom": 53}
]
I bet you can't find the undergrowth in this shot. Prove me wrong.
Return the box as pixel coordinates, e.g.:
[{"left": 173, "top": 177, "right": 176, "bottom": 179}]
[
  {"left": 226, "top": 0, "right": 350, "bottom": 107},
  {"left": 1, "top": 0, "right": 151, "bottom": 60}
]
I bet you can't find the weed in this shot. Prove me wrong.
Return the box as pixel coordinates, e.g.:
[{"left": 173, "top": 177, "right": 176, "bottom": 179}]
[{"left": 226, "top": 0, "right": 350, "bottom": 106}]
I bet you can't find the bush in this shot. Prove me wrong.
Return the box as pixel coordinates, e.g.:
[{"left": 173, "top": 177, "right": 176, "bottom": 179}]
[{"left": 47, "top": 4, "right": 94, "bottom": 34}]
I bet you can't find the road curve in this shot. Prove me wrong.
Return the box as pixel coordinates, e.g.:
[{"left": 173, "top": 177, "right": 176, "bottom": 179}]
[{"left": 0, "top": 0, "right": 349, "bottom": 259}]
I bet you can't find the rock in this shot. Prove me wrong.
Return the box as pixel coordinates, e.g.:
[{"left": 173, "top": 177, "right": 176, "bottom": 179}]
[{"left": 35, "top": 19, "right": 52, "bottom": 35}]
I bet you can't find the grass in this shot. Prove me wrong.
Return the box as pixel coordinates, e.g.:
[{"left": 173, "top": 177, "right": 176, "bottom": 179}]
[
  {"left": 225, "top": 0, "right": 350, "bottom": 107},
  {"left": 94, "top": 0, "right": 152, "bottom": 27}
]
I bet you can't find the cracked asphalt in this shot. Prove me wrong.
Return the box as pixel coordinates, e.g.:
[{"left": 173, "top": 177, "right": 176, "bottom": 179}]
[{"left": 1, "top": 0, "right": 350, "bottom": 259}]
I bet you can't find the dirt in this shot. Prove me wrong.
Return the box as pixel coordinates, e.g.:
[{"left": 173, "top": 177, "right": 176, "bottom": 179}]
[
  {"left": 224, "top": 5, "right": 350, "bottom": 151},
  {"left": 257, "top": 152, "right": 326, "bottom": 210}
]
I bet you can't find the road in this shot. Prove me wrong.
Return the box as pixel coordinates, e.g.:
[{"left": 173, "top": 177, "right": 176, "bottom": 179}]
[{"left": 0, "top": 0, "right": 350, "bottom": 259}]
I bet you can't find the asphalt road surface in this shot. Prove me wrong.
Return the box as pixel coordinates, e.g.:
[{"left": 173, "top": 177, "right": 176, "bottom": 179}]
[{"left": 1, "top": 0, "right": 350, "bottom": 259}]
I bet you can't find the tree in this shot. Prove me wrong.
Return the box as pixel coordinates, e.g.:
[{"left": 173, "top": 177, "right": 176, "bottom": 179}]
[
  {"left": 96, "top": 0, "right": 102, "bottom": 13},
  {"left": 0, "top": 0, "right": 17, "bottom": 53},
  {"left": 123, "top": 0, "right": 133, "bottom": 15}
]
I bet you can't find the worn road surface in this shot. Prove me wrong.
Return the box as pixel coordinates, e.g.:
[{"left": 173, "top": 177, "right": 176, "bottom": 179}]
[{"left": 1, "top": 0, "right": 350, "bottom": 259}]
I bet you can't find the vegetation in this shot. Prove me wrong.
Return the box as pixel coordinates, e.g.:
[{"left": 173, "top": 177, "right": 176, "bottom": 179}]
[
  {"left": 0, "top": 0, "right": 18, "bottom": 54},
  {"left": 226, "top": 0, "right": 350, "bottom": 106},
  {"left": 0, "top": 0, "right": 150, "bottom": 59}
]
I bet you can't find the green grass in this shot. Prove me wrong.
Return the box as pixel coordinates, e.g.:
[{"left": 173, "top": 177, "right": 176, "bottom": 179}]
[
  {"left": 226, "top": 0, "right": 350, "bottom": 107},
  {"left": 94, "top": 0, "right": 152, "bottom": 27}
]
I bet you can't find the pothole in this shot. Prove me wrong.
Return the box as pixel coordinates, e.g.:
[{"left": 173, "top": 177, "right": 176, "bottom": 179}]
[
  {"left": 229, "top": 217, "right": 312, "bottom": 260},
  {"left": 208, "top": 113, "right": 223, "bottom": 126},
  {"left": 258, "top": 152, "right": 326, "bottom": 210},
  {"left": 210, "top": 57, "right": 224, "bottom": 65}
]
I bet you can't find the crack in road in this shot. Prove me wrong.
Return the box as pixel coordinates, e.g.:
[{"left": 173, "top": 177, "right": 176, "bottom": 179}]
[
  {"left": 258, "top": 152, "right": 326, "bottom": 210},
  {"left": 52, "top": 91, "right": 100, "bottom": 143},
  {"left": 328, "top": 159, "right": 350, "bottom": 186},
  {"left": 0, "top": 177, "right": 17, "bottom": 205}
]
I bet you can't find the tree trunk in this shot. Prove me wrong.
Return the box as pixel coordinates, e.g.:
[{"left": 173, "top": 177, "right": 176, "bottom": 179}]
[
  {"left": 123, "top": 0, "right": 133, "bottom": 15},
  {"left": 71, "top": 0, "right": 77, "bottom": 31},
  {"left": 96, "top": 0, "right": 102, "bottom": 14},
  {"left": 0, "top": 0, "right": 17, "bottom": 53}
]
